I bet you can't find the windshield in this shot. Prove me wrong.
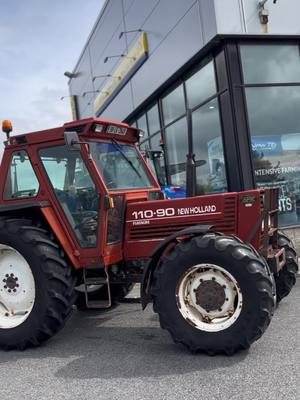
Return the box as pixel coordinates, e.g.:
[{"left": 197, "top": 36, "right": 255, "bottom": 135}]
[{"left": 89, "top": 142, "right": 154, "bottom": 190}]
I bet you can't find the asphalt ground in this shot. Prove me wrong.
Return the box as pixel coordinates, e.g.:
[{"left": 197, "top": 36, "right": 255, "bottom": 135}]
[{"left": 0, "top": 281, "right": 299, "bottom": 400}]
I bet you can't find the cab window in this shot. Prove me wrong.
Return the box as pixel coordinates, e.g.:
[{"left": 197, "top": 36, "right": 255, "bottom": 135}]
[
  {"left": 39, "top": 145, "right": 99, "bottom": 248},
  {"left": 4, "top": 150, "right": 39, "bottom": 200}
]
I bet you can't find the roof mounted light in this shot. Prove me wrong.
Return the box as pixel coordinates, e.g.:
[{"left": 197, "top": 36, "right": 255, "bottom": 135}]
[{"left": 2, "top": 120, "right": 13, "bottom": 139}]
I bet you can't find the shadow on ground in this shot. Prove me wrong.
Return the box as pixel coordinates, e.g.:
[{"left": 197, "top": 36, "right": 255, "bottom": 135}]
[{"left": 0, "top": 303, "right": 248, "bottom": 380}]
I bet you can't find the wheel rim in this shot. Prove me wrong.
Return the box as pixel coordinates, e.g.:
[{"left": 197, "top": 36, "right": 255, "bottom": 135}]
[
  {"left": 0, "top": 244, "right": 35, "bottom": 329},
  {"left": 176, "top": 263, "right": 243, "bottom": 332}
]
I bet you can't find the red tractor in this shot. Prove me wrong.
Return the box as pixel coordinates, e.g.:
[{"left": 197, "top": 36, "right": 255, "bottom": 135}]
[{"left": 0, "top": 118, "right": 297, "bottom": 354}]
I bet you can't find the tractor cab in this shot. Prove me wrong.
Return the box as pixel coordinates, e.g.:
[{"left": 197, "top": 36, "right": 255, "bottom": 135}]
[{"left": 0, "top": 118, "right": 162, "bottom": 266}]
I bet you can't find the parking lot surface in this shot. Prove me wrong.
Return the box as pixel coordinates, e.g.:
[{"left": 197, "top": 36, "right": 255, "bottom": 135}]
[{"left": 0, "top": 281, "right": 299, "bottom": 400}]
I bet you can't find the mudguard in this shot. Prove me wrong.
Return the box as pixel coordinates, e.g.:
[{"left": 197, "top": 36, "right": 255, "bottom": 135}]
[{"left": 140, "top": 224, "right": 212, "bottom": 309}]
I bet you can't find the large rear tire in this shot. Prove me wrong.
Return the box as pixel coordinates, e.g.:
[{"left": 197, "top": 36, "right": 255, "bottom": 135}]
[
  {"left": 151, "top": 233, "right": 275, "bottom": 355},
  {"left": 0, "top": 218, "right": 75, "bottom": 350},
  {"left": 275, "top": 232, "right": 298, "bottom": 303}
]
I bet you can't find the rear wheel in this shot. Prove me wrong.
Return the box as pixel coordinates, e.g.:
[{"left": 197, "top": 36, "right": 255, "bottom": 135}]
[
  {"left": 151, "top": 233, "right": 274, "bottom": 355},
  {"left": 274, "top": 232, "right": 298, "bottom": 303},
  {"left": 0, "top": 217, "right": 75, "bottom": 350}
]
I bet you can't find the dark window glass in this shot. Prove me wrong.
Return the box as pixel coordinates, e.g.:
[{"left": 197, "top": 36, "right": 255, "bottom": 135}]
[
  {"left": 240, "top": 44, "right": 300, "bottom": 84},
  {"left": 147, "top": 104, "right": 160, "bottom": 134},
  {"left": 186, "top": 60, "right": 217, "bottom": 108},
  {"left": 192, "top": 98, "right": 228, "bottom": 195},
  {"left": 165, "top": 117, "right": 188, "bottom": 188},
  {"left": 162, "top": 85, "right": 185, "bottom": 126},
  {"left": 137, "top": 114, "right": 148, "bottom": 136},
  {"left": 90, "top": 142, "right": 154, "bottom": 190},
  {"left": 4, "top": 151, "right": 39, "bottom": 199},
  {"left": 40, "top": 145, "right": 99, "bottom": 248},
  {"left": 245, "top": 86, "right": 300, "bottom": 225},
  {"left": 107, "top": 195, "right": 124, "bottom": 244},
  {"left": 139, "top": 140, "right": 150, "bottom": 153},
  {"left": 149, "top": 133, "right": 166, "bottom": 186}
]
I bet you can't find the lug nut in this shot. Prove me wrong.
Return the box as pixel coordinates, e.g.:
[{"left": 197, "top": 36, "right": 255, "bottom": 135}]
[
  {"left": 212, "top": 277, "right": 216, "bottom": 281},
  {"left": 8, "top": 289, "right": 11, "bottom": 293},
  {"left": 16, "top": 284, "right": 19, "bottom": 288},
  {"left": 5, "top": 274, "right": 9, "bottom": 278},
  {"left": 13, "top": 289, "right": 16, "bottom": 293},
  {"left": 4, "top": 286, "right": 7, "bottom": 289}
]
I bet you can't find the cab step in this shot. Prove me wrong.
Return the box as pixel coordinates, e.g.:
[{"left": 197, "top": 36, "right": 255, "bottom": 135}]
[{"left": 83, "top": 267, "right": 111, "bottom": 309}]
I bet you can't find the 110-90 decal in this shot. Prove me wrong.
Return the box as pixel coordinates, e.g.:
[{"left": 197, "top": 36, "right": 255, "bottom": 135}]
[
  {"left": 132, "top": 208, "right": 175, "bottom": 220},
  {"left": 129, "top": 205, "right": 219, "bottom": 225}
]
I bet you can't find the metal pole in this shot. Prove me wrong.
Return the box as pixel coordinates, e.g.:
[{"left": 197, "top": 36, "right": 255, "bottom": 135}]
[{"left": 186, "top": 109, "right": 196, "bottom": 197}]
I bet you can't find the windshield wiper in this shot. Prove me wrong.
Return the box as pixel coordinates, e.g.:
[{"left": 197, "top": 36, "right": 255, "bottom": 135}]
[{"left": 111, "top": 139, "right": 142, "bottom": 178}]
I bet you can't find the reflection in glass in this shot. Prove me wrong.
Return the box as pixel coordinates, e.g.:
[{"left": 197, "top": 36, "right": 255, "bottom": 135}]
[
  {"left": 186, "top": 60, "right": 216, "bottom": 109},
  {"left": 147, "top": 104, "right": 161, "bottom": 134},
  {"left": 165, "top": 117, "right": 188, "bottom": 187},
  {"left": 245, "top": 86, "right": 300, "bottom": 225},
  {"left": 162, "top": 85, "right": 185, "bottom": 126},
  {"left": 192, "top": 98, "right": 228, "bottom": 195},
  {"left": 240, "top": 44, "right": 300, "bottom": 84}
]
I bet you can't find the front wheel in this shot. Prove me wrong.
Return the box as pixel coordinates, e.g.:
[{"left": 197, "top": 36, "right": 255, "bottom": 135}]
[{"left": 151, "top": 233, "right": 275, "bottom": 355}]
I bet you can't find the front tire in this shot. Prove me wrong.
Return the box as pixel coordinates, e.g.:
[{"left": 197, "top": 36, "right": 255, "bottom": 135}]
[
  {"left": 0, "top": 218, "right": 75, "bottom": 350},
  {"left": 151, "top": 233, "right": 275, "bottom": 355}
]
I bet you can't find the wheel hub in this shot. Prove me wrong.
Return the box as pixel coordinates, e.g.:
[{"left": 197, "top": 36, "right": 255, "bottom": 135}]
[
  {"left": 176, "top": 263, "right": 243, "bottom": 332},
  {"left": 195, "top": 280, "right": 226, "bottom": 311},
  {"left": 3, "top": 273, "right": 19, "bottom": 292}
]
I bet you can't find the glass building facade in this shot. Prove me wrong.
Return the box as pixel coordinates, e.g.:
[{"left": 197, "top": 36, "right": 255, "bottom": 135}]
[{"left": 129, "top": 40, "right": 300, "bottom": 227}]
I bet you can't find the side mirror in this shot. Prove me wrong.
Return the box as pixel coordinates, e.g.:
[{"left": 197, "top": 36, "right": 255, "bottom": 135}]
[{"left": 64, "top": 131, "right": 81, "bottom": 150}]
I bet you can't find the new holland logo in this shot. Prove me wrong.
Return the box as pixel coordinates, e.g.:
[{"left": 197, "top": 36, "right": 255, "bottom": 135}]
[{"left": 240, "top": 195, "right": 256, "bottom": 207}]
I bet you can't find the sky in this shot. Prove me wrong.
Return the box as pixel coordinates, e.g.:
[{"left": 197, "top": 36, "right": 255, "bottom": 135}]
[{"left": 0, "top": 0, "right": 105, "bottom": 142}]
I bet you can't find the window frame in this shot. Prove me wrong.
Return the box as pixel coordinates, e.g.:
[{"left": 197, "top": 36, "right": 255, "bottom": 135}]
[
  {"left": 132, "top": 55, "right": 229, "bottom": 192},
  {"left": 3, "top": 150, "right": 40, "bottom": 201},
  {"left": 38, "top": 143, "right": 101, "bottom": 249},
  {"left": 238, "top": 40, "right": 300, "bottom": 227}
]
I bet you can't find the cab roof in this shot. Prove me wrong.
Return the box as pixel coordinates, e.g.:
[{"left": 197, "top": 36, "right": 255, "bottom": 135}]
[{"left": 5, "top": 117, "right": 141, "bottom": 148}]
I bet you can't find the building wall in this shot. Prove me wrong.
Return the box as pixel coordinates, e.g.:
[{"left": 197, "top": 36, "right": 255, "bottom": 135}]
[
  {"left": 214, "top": 0, "right": 300, "bottom": 35},
  {"left": 69, "top": 0, "right": 218, "bottom": 121},
  {"left": 69, "top": 0, "right": 300, "bottom": 122}
]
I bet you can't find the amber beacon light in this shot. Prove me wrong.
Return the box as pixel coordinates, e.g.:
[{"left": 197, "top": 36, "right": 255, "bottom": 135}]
[{"left": 2, "top": 120, "right": 13, "bottom": 139}]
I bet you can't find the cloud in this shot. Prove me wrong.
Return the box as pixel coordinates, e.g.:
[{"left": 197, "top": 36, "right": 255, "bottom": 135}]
[{"left": 0, "top": 0, "right": 104, "bottom": 154}]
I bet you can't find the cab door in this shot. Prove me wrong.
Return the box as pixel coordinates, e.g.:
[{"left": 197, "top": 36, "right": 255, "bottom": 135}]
[{"left": 37, "top": 142, "right": 104, "bottom": 265}]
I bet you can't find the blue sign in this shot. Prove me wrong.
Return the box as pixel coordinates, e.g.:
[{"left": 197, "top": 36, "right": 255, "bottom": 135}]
[{"left": 251, "top": 135, "right": 283, "bottom": 156}]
